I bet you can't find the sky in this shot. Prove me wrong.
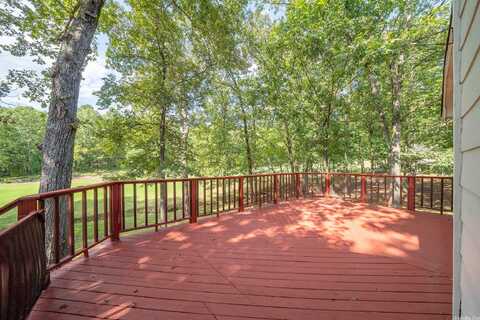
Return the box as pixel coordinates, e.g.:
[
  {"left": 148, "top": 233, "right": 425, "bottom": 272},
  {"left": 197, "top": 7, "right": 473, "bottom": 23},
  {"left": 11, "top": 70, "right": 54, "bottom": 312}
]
[{"left": 0, "top": 33, "right": 110, "bottom": 110}]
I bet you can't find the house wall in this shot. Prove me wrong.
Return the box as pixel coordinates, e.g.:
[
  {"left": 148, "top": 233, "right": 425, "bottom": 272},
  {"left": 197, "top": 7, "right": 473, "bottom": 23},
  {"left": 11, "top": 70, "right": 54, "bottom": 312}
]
[{"left": 453, "top": 0, "right": 480, "bottom": 317}]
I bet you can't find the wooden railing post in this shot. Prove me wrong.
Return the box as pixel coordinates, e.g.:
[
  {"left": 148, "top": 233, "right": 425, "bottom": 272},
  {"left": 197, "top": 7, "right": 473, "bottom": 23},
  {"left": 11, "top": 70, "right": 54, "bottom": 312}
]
[
  {"left": 17, "top": 198, "right": 37, "bottom": 220},
  {"left": 238, "top": 177, "right": 244, "bottom": 212},
  {"left": 110, "top": 182, "right": 122, "bottom": 241},
  {"left": 325, "top": 174, "right": 331, "bottom": 197},
  {"left": 295, "top": 173, "right": 301, "bottom": 198},
  {"left": 360, "top": 176, "right": 367, "bottom": 203},
  {"left": 407, "top": 176, "right": 416, "bottom": 212},
  {"left": 274, "top": 174, "right": 279, "bottom": 204},
  {"left": 189, "top": 179, "right": 198, "bottom": 223}
]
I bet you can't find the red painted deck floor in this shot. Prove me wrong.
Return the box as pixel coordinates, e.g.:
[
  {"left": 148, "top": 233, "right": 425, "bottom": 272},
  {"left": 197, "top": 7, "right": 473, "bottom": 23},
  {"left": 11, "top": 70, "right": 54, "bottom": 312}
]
[{"left": 29, "top": 198, "right": 453, "bottom": 320}]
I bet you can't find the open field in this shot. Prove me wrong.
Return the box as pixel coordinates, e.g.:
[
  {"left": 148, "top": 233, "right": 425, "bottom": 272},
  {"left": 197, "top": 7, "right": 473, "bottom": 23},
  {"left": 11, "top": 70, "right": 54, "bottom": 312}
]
[
  {"left": 0, "top": 176, "right": 104, "bottom": 208},
  {"left": 0, "top": 176, "right": 104, "bottom": 230}
]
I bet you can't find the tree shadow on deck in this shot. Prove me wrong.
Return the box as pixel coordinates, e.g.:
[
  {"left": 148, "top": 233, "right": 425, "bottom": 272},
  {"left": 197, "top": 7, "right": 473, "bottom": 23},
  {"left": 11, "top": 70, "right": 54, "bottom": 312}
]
[
  {"left": 113, "top": 196, "right": 452, "bottom": 275},
  {"left": 31, "top": 197, "right": 453, "bottom": 320}
]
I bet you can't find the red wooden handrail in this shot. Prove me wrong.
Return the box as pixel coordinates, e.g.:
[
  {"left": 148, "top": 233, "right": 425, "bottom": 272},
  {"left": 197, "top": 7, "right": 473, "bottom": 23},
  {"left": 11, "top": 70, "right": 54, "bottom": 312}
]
[
  {"left": 0, "top": 210, "right": 49, "bottom": 320},
  {"left": 0, "top": 172, "right": 453, "bottom": 271},
  {"left": 0, "top": 172, "right": 454, "bottom": 216},
  {"left": 0, "top": 172, "right": 452, "bottom": 215}
]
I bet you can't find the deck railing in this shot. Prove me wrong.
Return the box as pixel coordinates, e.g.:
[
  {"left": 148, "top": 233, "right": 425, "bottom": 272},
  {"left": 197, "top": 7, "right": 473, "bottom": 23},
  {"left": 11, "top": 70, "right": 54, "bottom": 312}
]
[
  {"left": 0, "top": 172, "right": 453, "bottom": 319},
  {"left": 0, "top": 173, "right": 453, "bottom": 270},
  {"left": 0, "top": 210, "right": 49, "bottom": 320}
]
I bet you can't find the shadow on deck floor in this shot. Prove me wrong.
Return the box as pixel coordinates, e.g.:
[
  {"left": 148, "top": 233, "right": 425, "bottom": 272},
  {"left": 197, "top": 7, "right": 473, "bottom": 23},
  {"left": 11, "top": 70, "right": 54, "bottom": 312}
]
[{"left": 29, "top": 197, "right": 453, "bottom": 320}]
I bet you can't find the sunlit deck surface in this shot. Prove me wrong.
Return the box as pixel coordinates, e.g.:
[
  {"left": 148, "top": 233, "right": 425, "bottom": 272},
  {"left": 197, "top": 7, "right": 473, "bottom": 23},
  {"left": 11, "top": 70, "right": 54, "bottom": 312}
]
[{"left": 29, "top": 198, "right": 452, "bottom": 320}]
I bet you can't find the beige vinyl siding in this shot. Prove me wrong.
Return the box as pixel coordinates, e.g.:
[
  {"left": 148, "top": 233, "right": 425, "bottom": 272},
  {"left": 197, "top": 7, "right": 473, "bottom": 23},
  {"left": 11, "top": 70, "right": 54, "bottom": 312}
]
[
  {"left": 461, "top": 148, "right": 480, "bottom": 194},
  {"left": 453, "top": 0, "right": 480, "bottom": 317},
  {"left": 460, "top": 59, "right": 480, "bottom": 115},
  {"left": 461, "top": 102, "right": 480, "bottom": 151},
  {"left": 460, "top": 3, "right": 480, "bottom": 80},
  {"left": 460, "top": 258, "right": 480, "bottom": 316},
  {"left": 459, "top": 1, "right": 478, "bottom": 48}
]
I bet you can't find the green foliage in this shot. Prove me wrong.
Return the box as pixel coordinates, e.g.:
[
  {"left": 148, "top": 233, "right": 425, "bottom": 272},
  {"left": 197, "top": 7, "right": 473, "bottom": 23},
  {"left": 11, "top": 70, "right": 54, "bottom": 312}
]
[
  {"left": 242, "top": 0, "right": 453, "bottom": 174},
  {"left": 74, "top": 105, "right": 125, "bottom": 173},
  {"left": 0, "top": 106, "right": 123, "bottom": 177},
  {"left": 0, "top": 0, "right": 453, "bottom": 179},
  {"left": 0, "top": 107, "right": 45, "bottom": 177}
]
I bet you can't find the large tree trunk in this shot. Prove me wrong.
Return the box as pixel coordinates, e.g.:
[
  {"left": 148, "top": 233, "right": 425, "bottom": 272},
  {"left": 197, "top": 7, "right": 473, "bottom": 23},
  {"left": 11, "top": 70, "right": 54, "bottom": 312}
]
[
  {"left": 158, "top": 106, "right": 167, "bottom": 178},
  {"left": 39, "top": 0, "right": 105, "bottom": 263},
  {"left": 158, "top": 105, "right": 168, "bottom": 222},
  {"left": 179, "top": 103, "right": 190, "bottom": 217},
  {"left": 390, "top": 54, "right": 404, "bottom": 208}
]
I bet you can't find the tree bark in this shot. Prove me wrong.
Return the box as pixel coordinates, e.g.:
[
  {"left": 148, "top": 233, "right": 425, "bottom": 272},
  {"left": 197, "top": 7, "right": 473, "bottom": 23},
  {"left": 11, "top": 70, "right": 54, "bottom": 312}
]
[
  {"left": 228, "top": 72, "right": 254, "bottom": 175},
  {"left": 321, "top": 99, "right": 333, "bottom": 172},
  {"left": 240, "top": 104, "right": 254, "bottom": 175},
  {"left": 368, "top": 72, "right": 391, "bottom": 150},
  {"left": 282, "top": 119, "right": 296, "bottom": 173},
  {"left": 158, "top": 105, "right": 168, "bottom": 222},
  {"left": 158, "top": 106, "right": 167, "bottom": 178},
  {"left": 390, "top": 54, "right": 404, "bottom": 208},
  {"left": 179, "top": 103, "right": 190, "bottom": 217},
  {"left": 179, "top": 104, "right": 190, "bottom": 177},
  {"left": 39, "top": 0, "right": 105, "bottom": 262}
]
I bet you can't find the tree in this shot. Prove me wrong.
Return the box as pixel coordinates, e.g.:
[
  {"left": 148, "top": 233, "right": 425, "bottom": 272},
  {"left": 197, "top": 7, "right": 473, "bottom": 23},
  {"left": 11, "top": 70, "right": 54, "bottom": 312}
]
[
  {"left": 1, "top": 0, "right": 106, "bottom": 259},
  {"left": 0, "top": 0, "right": 453, "bottom": 195}
]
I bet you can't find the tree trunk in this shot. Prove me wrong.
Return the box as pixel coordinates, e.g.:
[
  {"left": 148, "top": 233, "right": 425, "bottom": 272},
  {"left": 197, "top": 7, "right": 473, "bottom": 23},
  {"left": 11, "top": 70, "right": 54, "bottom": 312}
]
[
  {"left": 240, "top": 104, "right": 254, "bottom": 175},
  {"left": 39, "top": 0, "right": 105, "bottom": 263},
  {"left": 158, "top": 106, "right": 167, "bottom": 178},
  {"left": 158, "top": 105, "right": 168, "bottom": 222},
  {"left": 238, "top": 104, "right": 255, "bottom": 202},
  {"left": 367, "top": 71, "right": 391, "bottom": 151},
  {"left": 390, "top": 54, "right": 404, "bottom": 208},
  {"left": 220, "top": 104, "right": 230, "bottom": 174},
  {"left": 282, "top": 119, "right": 296, "bottom": 173},
  {"left": 321, "top": 101, "right": 332, "bottom": 172},
  {"left": 179, "top": 103, "right": 190, "bottom": 217},
  {"left": 367, "top": 123, "right": 375, "bottom": 172},
  {"left": 228, "top": 72, "right": 254, "bottom": 175}
]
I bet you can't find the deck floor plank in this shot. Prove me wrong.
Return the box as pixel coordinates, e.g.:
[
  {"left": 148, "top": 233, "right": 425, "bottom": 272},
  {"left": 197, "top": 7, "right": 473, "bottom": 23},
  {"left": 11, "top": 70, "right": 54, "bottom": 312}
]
[{"left": 29, "top": 198, "right": 452, "bottom": 320}]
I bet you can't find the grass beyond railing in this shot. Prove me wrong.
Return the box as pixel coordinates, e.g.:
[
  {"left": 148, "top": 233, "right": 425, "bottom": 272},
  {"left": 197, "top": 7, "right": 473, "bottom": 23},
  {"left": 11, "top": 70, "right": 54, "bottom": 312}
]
[{"left": 0, "top": 172, "right": 453, "bottom": 271}]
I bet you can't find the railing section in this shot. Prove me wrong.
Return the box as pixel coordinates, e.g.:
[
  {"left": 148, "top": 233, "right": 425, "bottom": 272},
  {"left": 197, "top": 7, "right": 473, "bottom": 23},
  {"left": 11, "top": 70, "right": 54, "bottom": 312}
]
[
  {"left": 0, "top": 210, "right": 49, "bottom": 320},
  {"left": 0, "top": 172, "right": 453, "bottom": 319},
  {"left": 0, "top": 173, "right": 453, "bottom": 271}
]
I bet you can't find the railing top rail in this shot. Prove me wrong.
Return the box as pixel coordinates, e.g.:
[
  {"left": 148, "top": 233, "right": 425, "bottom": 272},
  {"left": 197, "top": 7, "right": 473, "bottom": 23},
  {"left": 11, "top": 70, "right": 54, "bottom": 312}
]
[
  {"left": 297, "top": 172, "right": 452, "bottom": 179},
  {"left": 0, "top": 171, "right": 453, "bottom": 216},
  {"left": 0, "top": 209, "right": 44, "bottom": 237},
  {"left": 0, "top": 199, "right": 19, "bottom": 216},
  {"left": 1, "top": 181, "right": 114, "bottom": 206}
]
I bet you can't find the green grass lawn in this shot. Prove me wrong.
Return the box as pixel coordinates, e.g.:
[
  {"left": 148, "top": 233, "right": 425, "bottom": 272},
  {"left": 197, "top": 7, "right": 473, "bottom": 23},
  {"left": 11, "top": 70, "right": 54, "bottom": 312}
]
[
  {"left": 0, "top": 175, "right": 104, "bottom": 207},
  {"left": 0, "top": 176, "right": 104, "bottom": 231},
  {"left": 0, "top": 177, "right": 246, "bottom": 255}
]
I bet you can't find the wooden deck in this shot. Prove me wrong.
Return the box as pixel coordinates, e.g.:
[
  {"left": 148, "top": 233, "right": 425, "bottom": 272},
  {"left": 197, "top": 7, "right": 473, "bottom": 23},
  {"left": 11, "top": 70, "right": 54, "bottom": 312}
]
[{"left": 28, "top": 197, "right": 453, "bottom": 320}]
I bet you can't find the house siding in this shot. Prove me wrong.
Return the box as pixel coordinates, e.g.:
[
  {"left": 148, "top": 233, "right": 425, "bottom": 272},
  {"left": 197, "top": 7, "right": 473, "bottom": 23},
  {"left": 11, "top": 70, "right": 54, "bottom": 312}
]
[{"left": 453, "top": 0, "right": 480, "bottom": 317}]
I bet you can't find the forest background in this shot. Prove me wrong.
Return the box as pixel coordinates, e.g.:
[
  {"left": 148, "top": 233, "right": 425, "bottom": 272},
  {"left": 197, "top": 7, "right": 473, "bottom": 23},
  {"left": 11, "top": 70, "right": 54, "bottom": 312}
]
[{"left": 0, "top": 0, "right": 453, "bottom": 206}]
